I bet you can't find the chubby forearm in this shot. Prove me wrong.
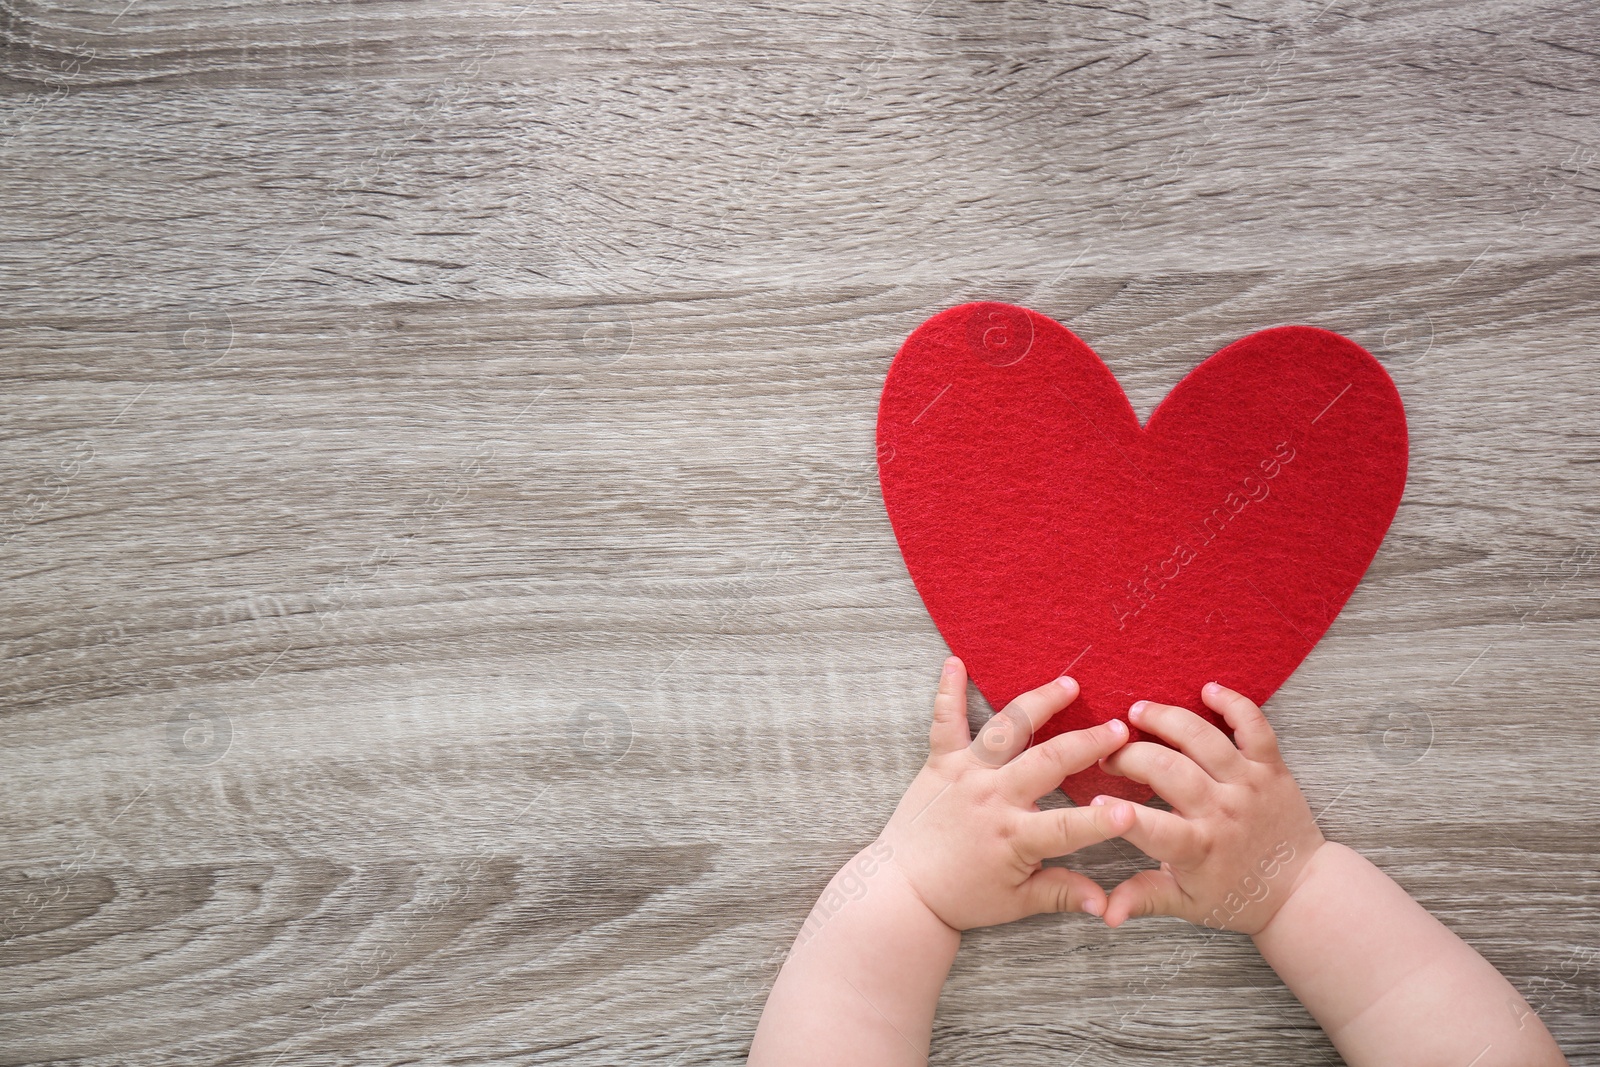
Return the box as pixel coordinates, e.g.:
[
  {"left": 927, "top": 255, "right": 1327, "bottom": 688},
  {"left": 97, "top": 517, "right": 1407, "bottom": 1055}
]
[
  {"left": 749, "top": 842, "right": 961, "bottom": 1067},
  {"left": 1252, "top": 842, "right": 1567, "bottom": 1067}
]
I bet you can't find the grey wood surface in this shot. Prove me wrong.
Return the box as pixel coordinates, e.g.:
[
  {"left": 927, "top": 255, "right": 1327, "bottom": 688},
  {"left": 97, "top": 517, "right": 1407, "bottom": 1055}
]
[{"left": 3, "top": 1, "right": 1598, "bottom": 1064}]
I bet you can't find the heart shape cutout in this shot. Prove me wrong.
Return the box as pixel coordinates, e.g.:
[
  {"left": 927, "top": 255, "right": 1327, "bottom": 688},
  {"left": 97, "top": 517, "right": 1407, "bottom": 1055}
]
[{"left": 876, "top": 303, "right": 1408, "bottom": 805}]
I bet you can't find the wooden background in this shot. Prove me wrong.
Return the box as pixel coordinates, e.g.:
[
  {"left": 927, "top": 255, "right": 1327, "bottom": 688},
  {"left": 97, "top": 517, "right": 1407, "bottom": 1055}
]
[{"left": 2, "top": 1, "right": 1597, "bottom": 1063}]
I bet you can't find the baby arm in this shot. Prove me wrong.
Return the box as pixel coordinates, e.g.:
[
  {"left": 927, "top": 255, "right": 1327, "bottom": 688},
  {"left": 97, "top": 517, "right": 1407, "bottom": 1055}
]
[
  {"left": 748, "top": 656, "right": 1135, "bottom": 1067},
  {"left": 1097, "top": 682, "right": 1568, "bottom": 1067}
]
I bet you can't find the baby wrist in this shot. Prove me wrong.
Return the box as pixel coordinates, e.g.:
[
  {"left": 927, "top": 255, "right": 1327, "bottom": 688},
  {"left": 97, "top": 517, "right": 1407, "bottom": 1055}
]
[{"left": 1250, "top": 836, "right": 1339, "bottom": 942}]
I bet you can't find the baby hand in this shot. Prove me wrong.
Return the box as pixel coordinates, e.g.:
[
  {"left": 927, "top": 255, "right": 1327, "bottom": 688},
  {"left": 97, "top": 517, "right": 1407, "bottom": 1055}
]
[
  {"left": 1095, "top": 682, "right": 1327, "bottom": 934},
  {"left": 881, "top": 656, "right": 1136, "bottom": 931}
]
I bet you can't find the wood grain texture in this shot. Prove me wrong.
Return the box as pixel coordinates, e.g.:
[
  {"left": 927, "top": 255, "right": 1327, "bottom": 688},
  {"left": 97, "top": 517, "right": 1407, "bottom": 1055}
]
[{"left": 2, "top": 1, "right": 1597, "bottom": 1063}]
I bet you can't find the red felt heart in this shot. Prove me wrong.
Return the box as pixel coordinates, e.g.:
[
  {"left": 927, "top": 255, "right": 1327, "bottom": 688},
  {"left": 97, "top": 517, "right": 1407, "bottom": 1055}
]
[{"left": 876, "top": 303, "right": 1408, "bottom": 805}]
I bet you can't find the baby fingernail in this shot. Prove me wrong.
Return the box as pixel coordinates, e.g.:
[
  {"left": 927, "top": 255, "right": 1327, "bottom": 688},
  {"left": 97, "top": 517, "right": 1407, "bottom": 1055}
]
[
  {"left": 1081, "top": 897, "right": 1105, "bottom": 916},
  {"left": 1129, "top": 701, "right": 1146, "bottom": 719},
  {"left": 1055, "top": 674, "right": 1077, "bottom": 691},
  {"left": 1090, "top": 795, "right": 1108, "bottom": 806},
  {"left": 1114, "top": 803, "right": 1133, "bottom": 821},
  {"left": 1107, "top": 718, "right": 1127, "bottom": 737},
  {"left": 943, "top": 657, "right": 959, "bottom": 676}
]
